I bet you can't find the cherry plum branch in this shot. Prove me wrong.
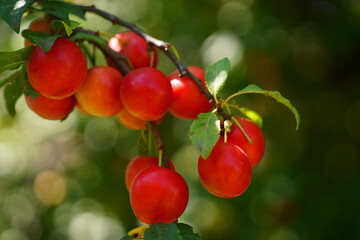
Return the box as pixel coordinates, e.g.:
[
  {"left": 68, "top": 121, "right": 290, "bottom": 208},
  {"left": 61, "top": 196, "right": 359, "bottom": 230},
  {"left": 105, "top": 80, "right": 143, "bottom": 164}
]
[
  {"left": 76, "top": 4, "right": 231, "bottom": 120},
  {"left": 71, "top": 28, "right": 171, "bottom": 167},
  {"left": 71, "top": 28, "right": 131, "bottom": 75}
]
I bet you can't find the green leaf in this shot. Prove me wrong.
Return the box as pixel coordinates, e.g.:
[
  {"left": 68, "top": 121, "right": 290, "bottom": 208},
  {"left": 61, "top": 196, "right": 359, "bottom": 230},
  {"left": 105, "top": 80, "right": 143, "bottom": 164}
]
[
  {"left": 205, "top": 57, "right": 230, "bottom": 96},
  {"left": 22, "top": 63, "right": 39, "bottom": 98},
  {"left": 238, "top": 107, "right": 263, "bottom": 128},
  {"left": 0, "top": 70, "right": 22, "bottom": 89},
  {"left": 51, "top": 20, "right": 81, "bottom": 36},
  {"left": 4, "top": 72, "right": 24, "bottom": 116},
  {"left": 189, "top": 112, "right": 220, "bottom": 159},
  {"left": 144, "top": 223, "right": 181, "bottom": 240},
  {"left": 229, "top": 84, "right": 300, "bottom": 130},
  {"left": 239, "top": 84, "right": 264, "bottom": 92},
  {"left": 30, "top": 35, "right": 59, "bottom": 52},
  {"left": 117, "top": 234, "right": 132, "bottom": 240},
  {"left": 0, "top": 0, "right": 35, "bottom": 33},
  {"left": 177, "top": 223, "right": 202, "bottom": 240},
  {"left": 21, "top": 30, "right": 60, "bottom": 52},
  {"left": 29, "top": 6, "right": 71, "bottom": 25},
  {"left": 40, "top": 0, "right": 85, "bottom": 20},
  {"left": 0, "top": 47, "right": 34, "bottom": 73}
]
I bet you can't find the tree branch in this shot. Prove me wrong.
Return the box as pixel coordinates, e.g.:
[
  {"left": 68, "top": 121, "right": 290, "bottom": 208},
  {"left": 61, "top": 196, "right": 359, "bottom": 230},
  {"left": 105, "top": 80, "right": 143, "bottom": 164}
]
[
  {"left": 76, "top": 4, "right": 231, "bottom": 120},
  {"left": 71, "top": 28, "right": 131, "bottom": 75},
  {"left": 72, "top": 5, "right": 232, "bottom": 167},
  {"left": 71, "top": 28, "right": 172, "bottom": 168}
]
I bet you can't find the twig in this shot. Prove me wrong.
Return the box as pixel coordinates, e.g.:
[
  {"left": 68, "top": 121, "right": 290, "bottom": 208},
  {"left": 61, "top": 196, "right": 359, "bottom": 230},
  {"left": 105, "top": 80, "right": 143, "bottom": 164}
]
[
  {"left": 76, "top": 4, "right": 231, "bottom": 120},
  {"left": 71, "top": 28, "right": 172, "bottom": 167},
  {"left": 71, "top": 28, "right": 131, "bottom": 75}
]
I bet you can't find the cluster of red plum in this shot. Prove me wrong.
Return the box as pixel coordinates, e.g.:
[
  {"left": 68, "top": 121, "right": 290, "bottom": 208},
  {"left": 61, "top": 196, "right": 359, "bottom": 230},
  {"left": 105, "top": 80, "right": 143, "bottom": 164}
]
[{"left": 24, "top": 16, "right": 265, "bottom": 225}]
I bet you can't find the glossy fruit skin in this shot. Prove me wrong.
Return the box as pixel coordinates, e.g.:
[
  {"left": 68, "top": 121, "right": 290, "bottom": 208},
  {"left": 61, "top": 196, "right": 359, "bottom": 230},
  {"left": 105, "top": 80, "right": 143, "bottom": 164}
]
[
  {"left": 117, "top": 108, "right": 163, "bottom": 130},
  {"left": 27, "top": 37, "right": 87, "bottom": 99},
  {"left": 120, "top": 67, "right": 172, "bottom": 121},
  {"left": 125, "top": 156, "right": 175, "bottom": 191},
  {"left": 116, "top": 107, "right": 146, "bottom": 130},
  {"left": 24, "top": 16, "right": 52, "bottom": 46},
  {"left": 108, "top": 31, "right": 158, "bottom": 69},
  {"left": 224, "top": 117, "right": 265, "bottom": 167},
  {"left": 25, "top": 94, "right": 76, "bottom": 120},
  {"left": 168, "top": 66, "right": 212, "bottom": 119},
  {"left": 130, "top": 166, "right": 189, "bottom": 224},
  {"left": 198, "top": 141, "right": 252, "bottom": 198},
  {"left": 75, "top": 101, "right": 91, "bottom": 115},
  {"left": 75, "top": 66, "right": 123, "bottom": 117}
]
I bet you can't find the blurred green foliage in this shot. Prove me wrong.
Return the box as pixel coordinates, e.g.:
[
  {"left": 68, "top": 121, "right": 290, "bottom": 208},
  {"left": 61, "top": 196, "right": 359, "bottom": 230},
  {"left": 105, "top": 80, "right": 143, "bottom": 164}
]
[{"left": 0, "top": 0, "right": 359, "bottom": 239}]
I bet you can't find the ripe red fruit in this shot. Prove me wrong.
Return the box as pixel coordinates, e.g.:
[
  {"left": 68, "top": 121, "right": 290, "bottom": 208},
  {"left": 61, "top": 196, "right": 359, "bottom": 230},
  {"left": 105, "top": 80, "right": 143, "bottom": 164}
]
[
  {"left": 116, "top": 107, "right": 146, "bottom": 130},
  {"left": 75, "top": 101, "right": 91, "bottom": 115},
  {"left": 27, "top": 37, "right": 87, "bottom": 99},
  {"left": 130, "top": 166, "right": 189, "bottom": 224},
  {"left": 224, "top": 117, "right": 265, "bottom": 167},
  {"left": 125, "top": 155, "right": 175, "bottom": 191},
  {"left": 198, "top": 141, "right": 252, "bottom": 198},
  {"left": 108, "top": 31, "right": 158, "bottom": 69},
  {"left": 75, "top": 66, "right": 123, "bottom": 117},
  {"left": 168, "top": 66, "right": 212, "bottom": 119},
  {"left": 117, "top": 108, "right": 163, "bottom": 130},
  {"left": 24, "top": 16, "right": 52, "bottom": 46},
  {"left": 120, "top": 67, "right": 172, "bottom": 121},
  {"left": 25, "top": 94, "right": 76, "bottom": 120}
]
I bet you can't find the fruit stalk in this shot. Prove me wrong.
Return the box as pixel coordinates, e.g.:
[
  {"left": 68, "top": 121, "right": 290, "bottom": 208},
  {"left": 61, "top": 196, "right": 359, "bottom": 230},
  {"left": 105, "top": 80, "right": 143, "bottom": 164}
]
[{"left": 147, "top": 121, "right": 171, "bottom": 169}]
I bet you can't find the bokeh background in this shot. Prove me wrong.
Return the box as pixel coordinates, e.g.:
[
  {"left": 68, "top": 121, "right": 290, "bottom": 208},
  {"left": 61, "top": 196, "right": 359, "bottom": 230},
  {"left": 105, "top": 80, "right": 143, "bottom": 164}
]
[{"left": 0, "top": 0, "right": 359, "bottom": 239}]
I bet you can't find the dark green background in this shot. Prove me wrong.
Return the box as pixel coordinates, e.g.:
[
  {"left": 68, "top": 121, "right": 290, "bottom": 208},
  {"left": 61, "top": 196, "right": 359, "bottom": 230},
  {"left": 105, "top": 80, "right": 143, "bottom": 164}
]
[{"left": 0, "top": 0, "right": 359, "bottom": 239}]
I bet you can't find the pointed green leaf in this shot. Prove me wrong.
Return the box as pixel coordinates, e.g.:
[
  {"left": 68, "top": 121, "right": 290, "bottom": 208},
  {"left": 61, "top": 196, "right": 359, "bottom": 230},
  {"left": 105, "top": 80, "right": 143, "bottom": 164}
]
[
  {"left": 177, "top": 223, "right": 202, "bottom": 240},
  {"left": 30, "top": 35, "right": 59, "bottom": 52},
  {"left": 0, "top": 47, "right": 33, "bottom": 73},
  {"left": 21, "top": 30, "right": 60, "bottom": 52},
  {"left": 229, "top": 84, "right": 300, "bottom": 130},
  {"left": 189, "top": 112, "right": 220, "bottom": 159},
  {"left": 205, "top": 57, "right": 230, "bottom": 96},
  {"left": 51, "top": 20, "right": 81, "bottom": 36},
  {"left": 144, "top": 223, "right": 181, "bottom": 240},
  {"left": 0, "top": 70, "right": 22, "bottom": 89},
  {"left": 29, "top": 6, "right": 70, "bottom": 25},
  {"left": 240, "top": 84, "right": 263, "bottom": 92},
  {"left": 22, "top": 63, "right": 39, "bottom": 98},
  {"left": 0, "top": 0, "right": 35, "bottom": 33},
  {"left": 238, "top": 107, "right": 263, "bottom": 128},
  {"left": 4, "top": 72, "right": 24, "bottom": 116},
  {"left": 40, "top": 0, "right": 85, "bottom": 19}
]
